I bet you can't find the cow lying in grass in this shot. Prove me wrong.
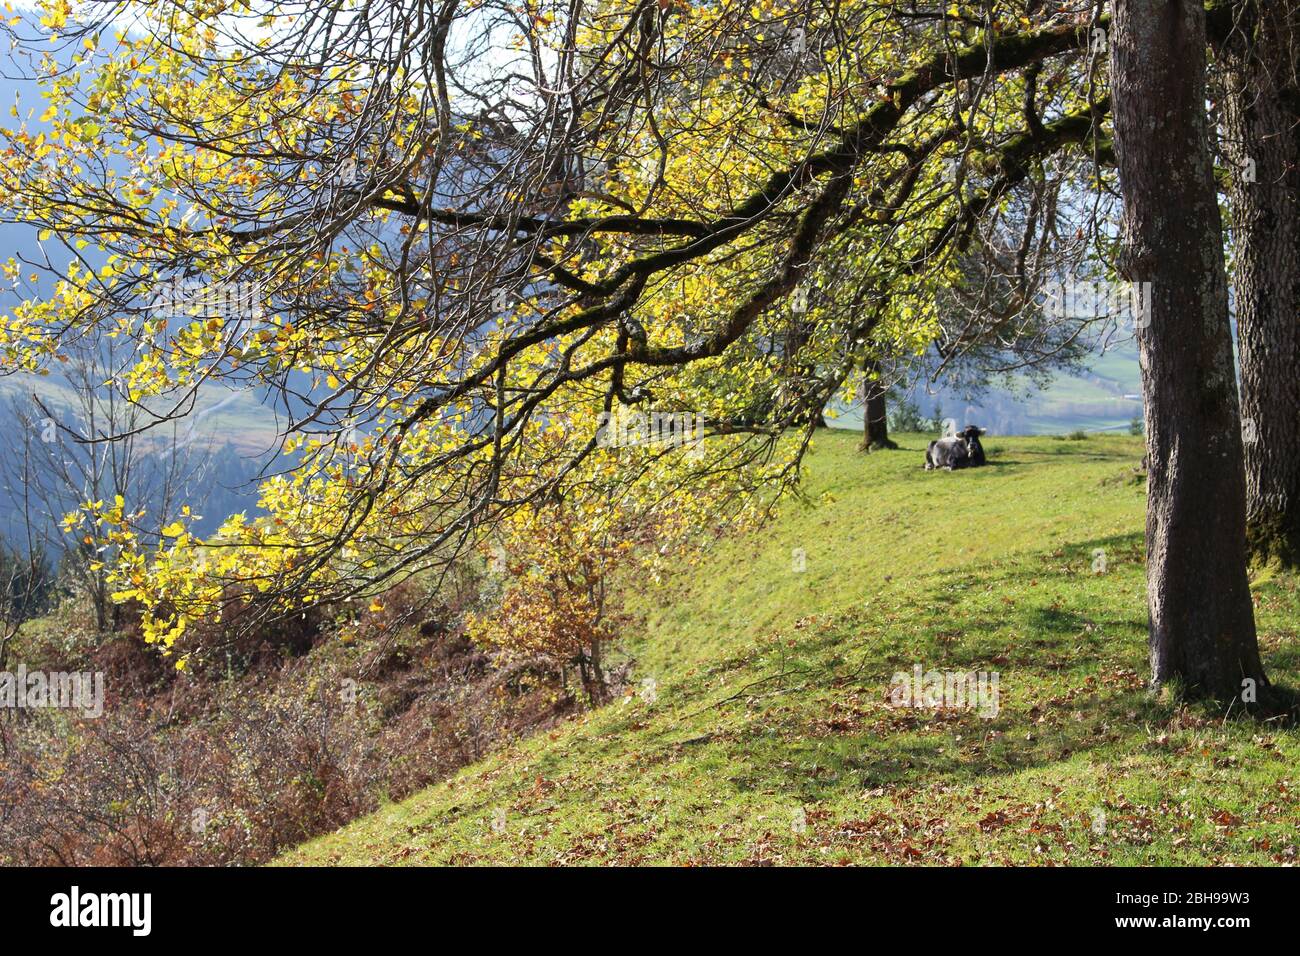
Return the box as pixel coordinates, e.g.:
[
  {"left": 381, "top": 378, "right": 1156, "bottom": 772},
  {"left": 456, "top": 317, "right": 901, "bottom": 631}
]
[{"left": 925, "top": 425, "right": 987, "bottom": 471}]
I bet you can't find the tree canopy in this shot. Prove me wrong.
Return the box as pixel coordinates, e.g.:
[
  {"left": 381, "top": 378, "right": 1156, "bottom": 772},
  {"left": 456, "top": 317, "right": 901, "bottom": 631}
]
[{"left": 0, "top": 1, "right": 1220, "bottom": 653}]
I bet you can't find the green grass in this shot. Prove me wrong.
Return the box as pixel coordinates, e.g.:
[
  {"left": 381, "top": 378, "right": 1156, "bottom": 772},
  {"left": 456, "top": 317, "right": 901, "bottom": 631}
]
[
  {"left": 1089, "top": 343, "right": 1144, "bottom": 396},
  {"left": 276, "top": 431, "right": 1300, "bottom": 866}
]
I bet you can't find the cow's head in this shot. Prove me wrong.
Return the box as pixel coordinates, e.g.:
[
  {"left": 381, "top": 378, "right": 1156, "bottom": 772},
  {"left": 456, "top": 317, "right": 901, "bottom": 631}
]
[{"left": 960, "top": 425, "right": 986, "bottom": 442}]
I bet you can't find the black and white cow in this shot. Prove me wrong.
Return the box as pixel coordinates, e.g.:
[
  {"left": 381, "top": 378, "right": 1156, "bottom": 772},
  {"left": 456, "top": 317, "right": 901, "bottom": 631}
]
[{"left": 925, "top": 425, "right": 987, "bottom": 471}]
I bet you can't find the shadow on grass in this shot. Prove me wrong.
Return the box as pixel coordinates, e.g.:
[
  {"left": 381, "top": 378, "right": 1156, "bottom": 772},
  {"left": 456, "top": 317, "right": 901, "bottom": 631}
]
[
  {"left": 695, "top": 684, "right": 1163, "bottom": 804},
  {"left": 517, "top": 528, "right": 1300, "bottom": 816}
]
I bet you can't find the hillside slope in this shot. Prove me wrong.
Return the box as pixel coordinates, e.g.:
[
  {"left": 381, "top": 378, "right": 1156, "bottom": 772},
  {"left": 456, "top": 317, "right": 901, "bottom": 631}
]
[{"left": 277, "top": 431, "right": 1300, "bottom": 865}]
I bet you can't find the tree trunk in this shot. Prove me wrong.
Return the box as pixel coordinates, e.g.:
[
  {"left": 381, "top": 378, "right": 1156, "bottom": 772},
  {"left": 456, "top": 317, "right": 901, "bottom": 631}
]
[
  {"left": 861, "top": 359, "right": 897, "bottom": 451},
  {"left": 784, "top": 315, "right": 827, "bottom": 428},
  {"left": 1216, "top": 2, "right": 1300, "bottom": 567},
  {"left": 579, "top": 640, "right": 608, "bottom": 707},
  {"left": 1110, "top": 0, "right": 1265, "bottom": 701}
]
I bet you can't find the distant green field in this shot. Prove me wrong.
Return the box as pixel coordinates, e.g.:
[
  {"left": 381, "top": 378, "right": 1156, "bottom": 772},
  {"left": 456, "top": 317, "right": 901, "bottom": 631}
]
[
  {"left": 831, "top": 341, "right": 1144, "bottom": 437},
  {"left": 1089, "top": 347, "right": 1144, "bottom": 394},
  {"left": 0, "top": 376, "right": 282, "bottom": 455},
  {"left": 278, "top": 431, "right": 1300, "bottom": 866}
]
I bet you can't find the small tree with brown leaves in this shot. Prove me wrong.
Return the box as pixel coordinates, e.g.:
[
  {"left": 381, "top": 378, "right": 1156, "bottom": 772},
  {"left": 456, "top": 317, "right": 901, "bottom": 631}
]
[{"left": 469, "top": 504, "right": 628, "bottom": 707}]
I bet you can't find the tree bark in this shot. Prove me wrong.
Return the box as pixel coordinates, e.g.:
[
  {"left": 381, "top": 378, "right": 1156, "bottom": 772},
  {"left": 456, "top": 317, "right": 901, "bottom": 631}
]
[
  {"left": 861, "top": 359, "right": 897, "bottom": 451},
  {"left": 580, "top": 639, "right": 608, "bottom": 707},
  {"left": 1216, "top": 2, "right": 1300, "bottom": 567},
  {"left": 1110, "top": 0, "right": 1265, "bottom": 701}
]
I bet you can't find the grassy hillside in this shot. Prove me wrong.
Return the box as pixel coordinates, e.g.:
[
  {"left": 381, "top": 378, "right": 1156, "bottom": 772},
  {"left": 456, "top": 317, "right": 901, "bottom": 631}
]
[{"left": 277, "top": 431, "right": 1300, "bottom": 866}]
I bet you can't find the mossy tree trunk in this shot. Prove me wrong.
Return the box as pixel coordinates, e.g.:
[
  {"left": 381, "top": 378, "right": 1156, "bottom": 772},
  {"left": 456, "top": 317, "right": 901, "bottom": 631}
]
[
  {"left": 1216, "top": 2, "right": 1300, "bottom": 567},
  {"left": 1110, "top": 0, "right": 1266, "bottom": 701}
]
